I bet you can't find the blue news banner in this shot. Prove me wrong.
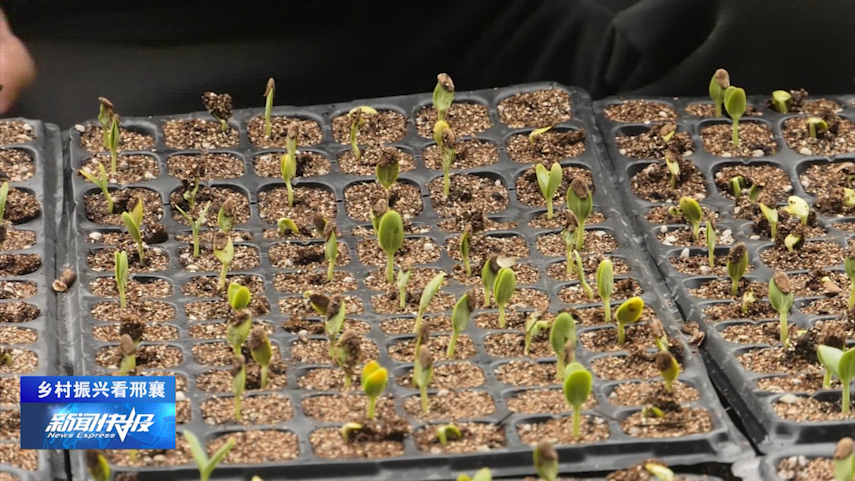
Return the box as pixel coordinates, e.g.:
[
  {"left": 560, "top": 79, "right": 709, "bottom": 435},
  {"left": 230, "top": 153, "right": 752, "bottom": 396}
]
[{"left": 21, "top": 376, "right": 176, "bottom": 450}]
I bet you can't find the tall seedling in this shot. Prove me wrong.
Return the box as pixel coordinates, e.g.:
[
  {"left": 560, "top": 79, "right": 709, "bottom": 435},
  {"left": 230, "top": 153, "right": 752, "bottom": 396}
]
[
  {"left": 122, "top": 198, "right": 145, "bottom": 265},
  {"left": 566, "top": 178, "right": 592, "bottom": 251},
  {"left": 377, "top": 210, "right": 404, "bottom": 284},
  {"left": 536, "top": 162, "right": 562, "bottom": 220}
]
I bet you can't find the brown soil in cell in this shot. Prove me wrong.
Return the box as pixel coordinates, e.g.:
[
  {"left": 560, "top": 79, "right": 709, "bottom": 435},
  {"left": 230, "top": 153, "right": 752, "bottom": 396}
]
[
  {"left": 201, "top": 393, "right": 293, "bottom": 425},
  {"left": 507, "top": 130, "right": 587, "bottom": 165},
  {"left": 760, "top": 241, "right": 842, "bottom": 270},
  {"left": 0, "top": 326, "right": 35, "bottom": 345},
  {"left": 106, "top": 436, "right": 193, "bottom": 467},
  {"left": 615, "top": 128, "right": 694, "bottom": 159},
  {"left": 0, "top": 254, "right": 40, "bottom": 276},
  {"left": 167, "top": 153, "right": 244, "bottom": 181},
  {"left": 90, "top": 277, "right": 172, "bottom": 299},
  {"left": 398, "top": 362, "right": 486, "bottom": 389},
  {"left": 515, "top": 165, "right": 593, "bottom": 208},
  {"left": 345, "top": 182, "right": 423, "bottom": 222},
  {"left": 715, "top": 164, "right": 792, "bottom": 206},
  {"left": 403, "top": 390, "right": 495, "bottom": 421},
  {"left": 499, "top": 89, "right": 572, "bottom": 127},
  {"left": 630, "top": 159, "right": 707, "bottom": 202},
  {"left": 253, "top": 151, "right": 330, "bottom": 178},
  {"left": 621, "top": 408, "right": 713, "bottom": 438},
  {"left": 93, "top": 324, "right": 177, "bottom": 342},
  {"left": 356, "top": 237, "right": 440, "bottom": 266},
  {"left": 184, "top": 296, "right": 269, "bottom": 321},
  {"left": 508, "top": 388, "right": 597, "bottom": 414},
  {"left": 209, "top": 430, "right": 300, "bottom": 464},
  {"left": 95, "top": 344, "right": 182, "bottom": 369},
  {"left": 79, "top": 124, "right": 154, "bottom": 153},
  {"left": 188, "top": 320, "right": 273, "bottom": 339},
  {"left": 537, "top": 231, "right": 618, "bottom": 257},
  {"left": 518, "top": 415, "right": 610, "bottom": 445},
  {"left": 772, "top": 91, "right": 842, "bottom": 115},
  {"left": 248, "top": 115, "right": 323, "bottom": 147},
  {"left": 0, "top": 444, "right": 37, "bottom": 470},
  {"left": 269, "top": 241, "right": 349, "bottom": 269},
  {"left": 4, "top": 188, "right": 40, "bottom": 225},
  {"left": 528, "top": 210, "right": 606, "bottom": 230},
  {"left": 423, "top": 139, "right": 499, "bottom": 170},
  {"left": 445, "top": 233, "right": 529, "bottom": 266},
  {"left": 789, "top": 270, "right": 849, "bottom": 297},
  {"left": 90, "top": 300, "right": 175, "bottom": 323},
  {"left": 0, "top": 121, "right": 35, "bottom": 145},
  {"left": 350, "top": 221, "right": 432, "bottom": 238},
  {"left": 303, "top": 394, "right": 397, "bottom": 422},
  {"left": 0, "top": 378, "right": 20, "bottom": 404},
  {"left": 196, "top": 361, "right": 287, "bottom": 393},
  {"left": 0, "top": 148, "right": 35, "bottom": 181},
  {"left": 380, "top": 315, "right": 451, "bottom": 335},
  {"left": 646, "top": 205, "right": 717, "bottom": 224},
  {"left": 81, "top": 154, "right": 159, "bottom": 185},
  {"left": 84, "top": 229, "right": 167, "bottom": 246},
  {"left": 413, "top": 422, "right": 506, "bottom": 454},
  {"left": 311, "top": 421, "right": 408, "bottom": 459},
  {"left": 700, "top": 122, "right": 778, "bottom": 157},
  {"left": 274, "top": 270, "right": 356, "bottom": 294},
  {"left": 283, "top": 316, "right": 369, "bottom": 336},
  {"left": 702, "top": 302, "right": 777, "bottom": 323},
  {"left": 749, "top": 207, "right": 825, "bottom": 237},
  {"left": 0, "top": 280, "right": 36, "bottom": 300},
  {"left": 773, "top": 395, "right": 854, "bottom": 422},
  {"left": 0, "top": 349, "right": 37, "bottom": 373},
  {"left": 801, "top": 297, "right": 850, "bottom": 316},
  {"left": 656, "top": 225, "right": 732, "bottom": 248},
  {"left": 784, "top": 115, "right": 855, "bottom": 156},
  {"left": 290, "top": 337, "right": 377, "bottom": 365},
  {"left": 776, "top": 456, "right": 834, "bottom": 481},
  {"left": 737, "top": 347, "right": 822, "bottom": 375},
  {"left": 192, "top": 342, "right": 282, "bottom": 367},
  {"left": 572, "top": 305, "right": 657, "bottom": 328},
  {"left": 495, "top": 360, "right": 557, "bottom": 387},
  {"left": 559, "top": 278, "right": 642, "bottom": 304},
  {"left": 0, "top": 229, "right": 35, "bottom": 251},
  {"left": 297, "top": 367, "right": 359, "bottom": 391},
  {"left": 332, "top": 110, "right": 407, "bottom": 145},
  {"left": 473, "top": 310, "right": 531, "bottom": 330},
  {"left": 755, "top": 373, "right": 831, "bottom": 394},
  {"left": 609, "top": 381, "right": 699, "bottom": 406},
  {"left": 689, "top": 278, "right": 767, "bottom": 300},
  {"left": 799, "top": 161, "right": 854, "bottom": 195},
  {"left": 580, "top": 324, "right": 657, "bottom": 353},
  {"left": 278, "top": 295, "right": 364, "bottom": 318},
  {"left": 182, "top": 274, "right": 265, "bottom": 297},
  {"left": 479, "top": 288, "right": 549, "bottom": 311},
  {"left": 0, "top": 302, "right": 39, "bottom": 323},
  {"left": 258, "top": 186, "right": 337, "bottom": 226},
  {"left": 415, "top": 103, "right": 492, "bottom": 138},
  {"left": 337, "top": 147, "right": 416, "bottom": 176},
  {"left": 482, "top": 332, "right": 552, "bottom": 359},
  {"left": 88, "top": 245, "right": 169, "bottom": 273},
  {"left": 179, "top": 244, "right": 259, "bottom": 272},
  {"left": 439, "top": 214, "right": 519, "bottom": 233},
  {"left": 592, "top": 353, "right": 670, "bottom": 380},
  {"left": 605, "top": 101, "right": 676, "bottom": 122},
  {"left": 815, "top": 187, "right": 855, "bottom": 217},
  {"left": 428, "top": 174, "right": 508, "bottom": 217},
  {"left": 387, "top": 334, "right": 474, "bottom": 361},
  {"left": 0, "top": 411, "right": 20, "bottom": 439},
  {"left": 170, "top": 185, "right": 249, "bottom": 228},
  {"left": 669, "top": 253, "right": 753, "bottom": 277},
  {"left": 365, "top": 267, "right": 447, "bottom": 292},
  {"left": 685, "top": 103, "right": 762, "bottom": 118},
  {"left": 162, "top": 119, "right": 239, "bottom": 149},
  {"left": 454, "top": 262, "right": 538, "bottom": 287},
  {"left": 84, "top": 187, "right": 162, "bottom": 226}
]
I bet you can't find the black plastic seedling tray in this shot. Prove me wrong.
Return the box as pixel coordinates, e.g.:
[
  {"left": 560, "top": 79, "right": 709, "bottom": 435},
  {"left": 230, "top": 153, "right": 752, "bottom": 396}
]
[
  {"left": 0, "top": 118, "right": 64, "bottom": 481},
  {"left": 758, "top": 442, "right": 839, "bottom": 481},
  {"left": 61, "top": 83, "right": 748, "bottom": 481},
  {"left": 594, "top": 94, "right": 855, "bottom": 454}
]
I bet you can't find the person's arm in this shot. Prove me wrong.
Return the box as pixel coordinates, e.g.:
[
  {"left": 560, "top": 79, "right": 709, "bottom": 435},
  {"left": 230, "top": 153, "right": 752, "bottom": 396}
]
[{"left": 0, "top": 7, "right": 36, "bottom": 114}]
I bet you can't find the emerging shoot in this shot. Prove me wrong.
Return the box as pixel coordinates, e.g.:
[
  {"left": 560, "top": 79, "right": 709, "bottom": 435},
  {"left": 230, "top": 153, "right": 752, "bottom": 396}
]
[
  {"left": 435, "top": 122, "right": 456, "bottom": 198},
  {"left": 742, "top": 290, "right": 756, "bottom": 314},
  {"left": 574, "top": 250, "right": 594, "bottom": 301},
  {"left": 550, "top": 312, "right": 577, "bottom": 380},
  {"left": 213, "top": 232, "right": 234, "bottom": 290},
  {"left": 349, "top": 106, "right": 378, "bottom": 160},
  {"left": 114, "top": 251, "right": 129, "bottom": 308},
  {"left": 375, "top": 147, "right": 400, "bottom": 191},
  {"left": 457, "top": 468, "right": 492, "bottom": 481},
  {"left": 562, "top": 211, "right": 579, "bottom": 276},
  {"left": 645, "top": 462, "right": 676, "bottom": 481},
  {"left": 760, "top": 203, "right": 778, "bottom": 239},
  {"left": 524, "top": 310, "right": 549, "bottom": 357},
  {"left": 706, "top": 214, "right": 717, "bottom": 267},
  {"left": 79, "top": 162, "right": 115, "bottom": 214},
  {"left": 335, "top": 329, "right": 362, "bottom": 389},
  {"left": 816, "top": 345, "right": 855, "bottom": 415},
  {"left": 371, "top": 198, "right": 388, "bottom": 233},
  {"left": 448, "top": 290, "right": 475, "bottom": 358},
  {"left": 396, "top": 257, "right": 413, "bottom": 310},
  {"left": 679, "top": 196, "right": 703, "bottom": 242},
  {"left": 361, "top": 360, "right": 388, "bottom": 420},
  {"left": 533, "top": 441, "right": 559, "bottom": 481},
  {"left": 482, "top": 256, "right": 500, "bottom": 308},
  {"left": 846, "top": 242, "right": 855, "bottom": 309},
  {"left": 183, "top": 177, "right": 200, "bottom": 210},
  {"left": 340, "top": 422, "right": 362, "bottom": 443},
  {"left": 377, "top": 210, "right": 404, "bottom": 284},
  {"left": 184, "top": 430, "right": 235, "bottom": 481},
  {"left": 226, "top": 282, "right": 252, "bottom": 355},
  {"left": 436, "top": 424, "right": 461, "bottom": 448},
  {"left": 280, "top": 152, "right": 296, "bottom": 208},
  {"left": 656, "top": 351, "right": 680, "bottom": 393},
  {"left": 322, "top": 219, "right": 338, "bottom": 281},
  {"left": 597, "top": 258, "right": 614, "bottom": 323},
  {"left": 413, "top": 273, "right": 446, "bottom": 334},
  {"left": 460, "top": 224, "right": 473, "bottom": 277},
  {"left": 771, "top": 90, "right": 792, "bottom": 114},
  {"left": 727, "top": 243, "right": 748, "bottom": 296},
  {"left": 784, "top": 233, "right": 801, "bottom": 253},
  {"left": 563, "top": 362, "right": 593, "bottom": 438},
  {"left": 121, "top": 198, "right": 145, "bottom": 265},
  {"left": 414, "top": 345, "right": 434, "bottom": 414},
  {"left": 784, "top": 195, "right": 810, "bottom": 225},
  {"left": 433, "top": 73, "right": 455, "bottom": 122},
  {"left": 566, "top": 178, "right": 593, "bottom": 251},
  {"left": 276, "top": 217, "right": 299, "bottom": 237},
  {"left": 769, "top": 271, "right": 794, "bottom": 347},
  {"left": 218, "top": 198, "right": 237, "bottom": 234},
  {"left": 730, "top": 176, "right": 744, "bottom": 202},
  {"left": 202, "top": 91, "right": 233, "bottom": 133},
  {"left": 263, "top": 78, "right": 275, "bottom": 139},
  {"left": 724, "top": 86, "right": 747, "bottom": 146},
  {"left": 107, "top": 114, "right": 119, "bottom": 175},
  {"left": 664, "top": 150, "right": 680, "bottom": 189},
  {"left": 493, "top": 267, "right": 516, "bottom": 328},
  {"left": 834, "top": 437, "right": 855, "bottom": 481},
  {"left": 615, "top": 297, "right": 645, "bottom": 346},
  {"left": 118, "top": 334, "right": 136, "bottom": 375},
  {"left": 808, "top": 117, "right": 829, "bottom": 139},
  {"left": 231, "top": 355, "right": 246, "bottom": 422},
  {"left": 325, "top": 296, "right": 347, "bottom": 358},
  {"left": 535, "top": 162, "right": 563, "bottom": 219},
  {"left": 248, "top": 326, "right": 272, "bottom": 389},
  {"left": 176, "top": 202, "right": 211, "bottom": 258},
  {"left": 650, "top": 318, "right": 669, "bottom": 352},
  {"left": 529, "top": 126, "right": 553, "bottom": 145},
  {"left": 709, "top": 68, "right": 730, "bottom": 118},
  {"left": 97, "top": 97, "right": 114, "bottom": 150}
]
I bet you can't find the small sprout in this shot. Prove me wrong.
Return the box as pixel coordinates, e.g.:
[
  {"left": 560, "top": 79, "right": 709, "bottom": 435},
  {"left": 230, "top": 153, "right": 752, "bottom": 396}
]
[
  {"left": 184, "top": 430, "right": 235, "bottom": 481},
  {"left": 361, "top": 360, "right": 389, "bottom": 420},
  {"left": 656, "top": 351, "right": 680, "bottom": 393},
  {"left": 79, "top": 162, "right": 115, "bottom": 214},
  {"left": 325, "top": 296, "right": 347, "bottom": 358},
  {"left": 413, "top": 273, "right": 446, "bottom": 333},
  {"left": 727, "top": 243, "right": 748, "bottom": 296},
  {"left": 218, "top": 198, "right": 237, "bottom": 234},
  {"left": 730, "top": 176, "right": 744, "bottom": 201},
  {"left": 248, "top": 326, "right": 272, "bottom": 389},
  {"left": 226, "top": 282, "right": 252, "bottom": 355},
  {"left": 280, "top": 152, "right": 297, "bottom": 208},
  {"left": 574, "top": 250, "right": 594, "bottom": 301},
  {"left": 650, "top": 318, "right": 669, "bottom": 352},
  {"left": 306, "top": 291, "right": 331, "bottom": 315},
  {"left": 706, "top": 214, "right": 717, "bottom": 267},
  {"left": 334, "top": 329, "right": 362, "bottom": 389},
  {"left": 642, "top": 405, "right": 665, "bottom": 419},
  {"left": 0, "top": 348, "right": 10, "bottom": 367},
  {"left": 118, "top": 334, "right": 136, "bottom": 375},
  {"left": 846, "top": 242, "right": 855, "bottom": 309},
  {"left": 277, "top": 217, "right": 299, "bottom": 236},
  {"left": 448, "top": 290, "right": 475, "bottom": 358},
  {"left": 435, "top": 123, "right": 456, "bottom": 198},
  {"left": 340, "top": 422, "right": 363, "bottom": 443},
  {"left": 679, "top": 197, "right": 703, "bottom": 242},
  {"left": 667, "top": 206, "right": 680, "bottom": 217},
  {"left": 724, "top": 86, "right": 747, "bottom": 146},
  {"left": 414, "top": 345, "right": 434, "bottom": 414},
  {"left": 371, "top": 198, "right": 388, "bottom": 233},
  {"left": 597, "top": 258, "right": 614, "bottom": 323},
  {"left": 533, "top": 441, "right": 559, "bottom": 481},
  {"left": 377, "top": 210, "right": 404, "bottom": 284},
  {"left": 433, "top": 73, "right": 455, "bottom": 121},
  {"left": 550, "top": 312, "right": 577, "bottom": 381},
  {"left": 460, "top": 224, "right": 473, "bottom": 276},
  {"left": 664, "top": 151, "right": 680, "bottom": 189},
  {"left": 457, "top": 468, "right": 493, "bottom": 481},
  {"left": 213, "top": 232, "right": 234, "bottom": 290},
  {"left": 834, "top": 438, "right": 855, "bottom": 481},
  {"left": 709, "top": 68, "right": 730, "bottom": 118},
  {"left": 176, "top": 201, "right": 211, "bottom": 258},
  {"left": 436, "top": 423, "right": 461, "bottom": 448},
  {"left": 808, "top": 116, "right": 829, "bottom": 139},
  {"left": 263, "top": 78, "right": 275, "bottom": 139},
  {"left": 524, "top": 310, "right": 549, "bottom": 356},
  {"left": 563, "top": 362, "right": 593, "bottom": 438},
  {"left": 375, "top": 147, "right": 400, "bottom": 191},
  {"left": 644, "top": 461, "right": 676, "bottom": 481},
  {"left": 481, "top": 256, "right": 500, "bottom": 308},
  {"left": 784, "top": 233, "right": 802, "bottom": 253},
  {"left": 615, "top": 297, "right": 645, "bottom": 346},
  {"left": 323, "top": 220, "right": 338, "bottom": 281},
  {"left": 769, "top": 271, "right": 794, "bottom": 347},
  {"left": 659, "top": 122, "right": 677, "bottom": 143},
  {"left": 771, "top": 90, "right": 792, "bottom": 113},
  {"left": 413, "top": 324, "right": 431, "bottom": 362},
  {"left": 822, "top": 276, "right": 844, "bottom": 297},
  {"left": 396, "top": 257, "right": 413, "bottom": 310},
  {"left": 108, "top": 114, "right": 120, "bottom": 175},
  {"left": 122, "top": 198, "right": 146, "bottom": 265},
  {"left": 349, "top": 106, "right": 378, "bottom": 160},
  {"left": 231, "top": 355, "right": 246, "bottom": 422},
  {"left": 845, "top": 188, "right": 855, "bottom": 208},
  {"left": 86, "top": 450, "right": 110, "bottom": 481},
  {"left": 816, "top": 345, "right": 855, "bottom": 415},
  {"left": 748, "top": 183, "right": 762, "bottom": 204},
  {"left": 566, "top": 178, "right": 593, "bottom": 250},
  {"left": 183, "top": 177, "right": 201, "bottom": 210},
  {"left": 529, "top": 125, "right": 553, "bottom": 145},
  {"left": 286, "top": 122, "right": 298, "bottom": 165},
  {"left": 114, "top": 251, "right": 129, "bottom": 308},
  {"left": 759, "top": 203, "right": 778, "bottom": 239},
  {"left": 562, "top": 211, "right": 579, "bottom": 276},
  {"left": 202, "top": 91, "right": 233, "bottom": 133},
  {"left": 52, "top": 268, "right": 77, "bottom": 293},
  {"left": 742, "top": 290, "right": 756, "bottom": 314},
  {"left": 535, "top": 162, "right": 563, "bottom": 219},
  {"left": 784, "top": 196, "right": 810, "bottom": 225},
  {"left": 493, "top": 267, "right": 516, "bottom": 328},
  {"left": 98, "top": 97, "right": 114, "bottom": 150}
]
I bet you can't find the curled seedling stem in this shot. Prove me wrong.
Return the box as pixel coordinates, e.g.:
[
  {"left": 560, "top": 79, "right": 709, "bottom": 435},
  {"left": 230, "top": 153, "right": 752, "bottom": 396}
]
[
  {"left": 448, "top": 290, "right": 475, "bottom": 358},
  {"left": 121, "top": 198, "right": 146, "bottom": 265},
  {"left": 276, "top": 217, "right": 299, "bottom": 237},
  {"left": 727, "top": 243, "right": 748, "bottom": 296},
  {"left": 615, "top": 297, "right": 644, "bottom": 346},
  {"left": 536, "top": 162, "right": 563, "bottom": 220},
  {"left": 79, "top": 162, "right": 115, "bottom": 214},
  {"left": 340, "top": 422, "right": 363, "bottom": 443},
  {"left": 213, "top": 233, "right": 234, "bottom": 290},
  {"left": 414, "top": 345, "right": 434, "bottom": 414},
  {"left": 597, "top": 258, "right": 614, "bottom": 323},
  {"left": 176, "top": 201, "right": 211, "bottom": 258},
  {"left": 433, "top": 73, "right": 455, "bottom": 121},
  {"left": 280, "top": 152, "right": 296, "bottom": 208},
  {"left": 529, "top": 125, "right": 553, "bottom": 145},
  {"left": 334, "top": 329, "right": 361, "bottom": 389},
  {"left": 524, "top": 310, "right": 549, "bottom": 357},
  {"left": 574, "top": 250, "right": 594, "bottom": 300},
  {"left": 264, "top": 78, "right": 275, "bottom": 139},
  {"left": 760, "top": 203, "right": 778, "bottom": 239},
  {"left": 349, "top": 106, "right": 377, "bottom": 160},
  {"left": 493, "top": 267, "right": 516, "bottom": 328},
  {"left": 114, "top": 251, "right": 129, "bottom": 308},
  {"left": 769, "top": 271, "right": 794, "bottom": 347},
  {"left": 396, "top": 258, "right": 413, "bottom": 310},
  {"left": 566, "top": 178, "right": 592, "bottom": 251},
  {"left": 808, "top": 117, "right": 829, "bottom": 139},
  {"left": 709, "top": 68, "right": 730, "bottom": 118},
  {"left": 656, "top": 351, "right": 680, "bottom": 393},
  {"left": 436, "top": 423, "right": 461, "bottom": 448},
  {"left": 361, "top": 360, "right": 388, "bottom": 420},
  {"left": 563, "top": 362, "right": 592, "bottom": 438},
  {"left": 550, "top": 312, "right": 577, "bottom": 381},
  {"left": 665, "top": 151, "right": 680, "bottom": 189},
  {"left": 645, "top": 462, "right": 676, "bottom": 481},
  {"left": 98, "top": 97, "right": 114, "bottom": 150},
  {"left": 679, "top": 196, "right": 703, "bottom": 242},
  {"left": 771, "top": 90, "right": 792, "bottom": 114},
  {"left": 816, "top": 345, "right": 855, "bottom": 415},
  {"left": 706, "top": 214, "right": 717, "bottom": 267},
  {"left": 184, "top": 430, "right": 235, "bottom": 481},
  {"left": 378, "top": 210, "right": 404, "bottom": 285},
  {"left": 414, "top": 273, "right": 446, "bottom": 334},
  {"left": 784, "top": 233, "right": 801, "bottom": 253},
  {"left": 724, "top": 86, "right": 747, "bottom": 146},
  {"left": 742, "top": 290, "right": 755, "bottom": 315},
  {"left": 249, "top": 326, "right": 273, "bottom": 389},
  {"left": 784, "top": 195, "right": 810, "bottom": 225}
]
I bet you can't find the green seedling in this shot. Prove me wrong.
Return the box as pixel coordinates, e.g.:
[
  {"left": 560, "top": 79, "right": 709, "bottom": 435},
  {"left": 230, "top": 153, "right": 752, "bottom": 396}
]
[
  {"left": 846, "top": 243, "right": 855, "bottom": 309},
  {"left": 679, "top": 197, "right": 703, "bottom": 242},
  {"left": 277, "top": 217, "right": 299, "bottom": 236},
  {"left": 457, "top": 468, "right": 492, "bottom": 481},
  {"left": 325, "top": 296, "right": 347, "bottom": 358},
  {"left": 727, "top": 243, "right": 748, "bottom": 296},
  {"left": 248, "top": 326, "right": 272, "bottom": 389},
  {"left": 414, "top": 345, "right": 434, "bottom": 414},
  {"left": 183, "top": 176, "right": 201, "bottom": 210},
  {"left": 760, "top": 203, "right": 778, "bottom": 239},
  {"left": 784, "top": 196, "right": 810, "bottom": 225},
  {"left": 769, "top": 271, "right": 794, "bottom": 347},
  {"left": 742, "top": 290, "right": 756, "bottom": 314},
  {"left": 202, "top": 91, "right": 233, "bottom": 132},
  {"left": 845, "top": 188, "right": 855, "bottom": 208},
  {"left": 529, "top": 125, "right": 553, "bottom": 145},
  {"left": 482, "top": 256, "right": 500, "bottom": 308},
  {"left": 396, "top": 257, "right": 413, "bottom": 310},
  {"left": 231, "top": 354, "right": 246, "bottom": 422},
  {"left": 664, "top": 151, "right": 680, "bottom": 189},
  {"left": 280, "top": 152, "right": 296, "bottom": 208},
  {"left": 97, "top": 97, "right": 114, "bottom": 150},
  {"left": 176, "top": 202, "right": 211, "bottom": 258},
  {"left": 784, "top": 233, "right": 801, "bottom": 253},
  {"left": 448, "top": 290, "right": 475, "bottom": 358},
  {"left": 730, "top": 176, "right": 744, "bottom": 201},
  {"left": 650, "top": 318, "right": 669, "bottom": 352},
  {"left": 378, "top": 210, "right": 404, "bottom": 284},
  {"left": 349, "top": 106, "right": 377, "bottom": 160},
  {"left": 536, "top": 162, "right": 563, "bottom": 219},
  {"left": 340, "top": 422, "right": 363, "bottom": 443},
  {"left": 808, "top": 117, "right": 829, "bottom": 139},
  {"left": 771, "top": 90, "right": 793, "bottom": 114},
  {"left": 597, "top": 258, "right": 614, "bottom": 323},
  {"left": 213, "top": 233, "right": 234, "bottom": 290},
  {"left": 435, "top": 121, "right": 456, "bottom": 198},
  {"left": 574, "top": 250, "right": 594, "bottom": 300},
  {"left": 375, "top": 147, "right": 400, "bottom": 191},
  {"left": 286, "top": 120, "right": 298, "bottom": 166},
  {"left": 533, "top": 441, "right": 559, "bottom": 481},
  {"left": 563, "top": 362, "right": 593, "bottom": 438},
  {"left": 816, "top": 345, "right": 855, "bottom": 414},
  {"left": 642, "top": 405, "right": 665, "bottom": 419},
  {"left": 217, "top": 198, "right": 236, "bottom": 234},
  {"left": 118, "top": 334, "right": 136, "bottom": 375},
  {"left": 493, "top": 267, "right": 516, "bottom": 328},
  {"left": 645, "top": 461, "right": 676, "bottom": 481},
  {"left": 524, "top": 310, "right": 549, "bottom": 356},
  {"left": 566, "top": 178, "right": 593, "bottom": 250},
  {"left": 748, "top": 184, "right": 762, "bottom": 204},
  {"left": 107, "top": 114, "right": 120, "bottom": 175},
  {"left": 615, "top": 297, "right": 645, "bottom": 346},
  {"left": 550, "top": 312, "right": 577, "bottom": 381},
  {"left": 834, "top": 438, "right": 855, "bottom": 481},
  {"left": 86, "top": 450, "right": 110, "bottom": 481},
  {"left": 335, "top": 329, "right": 361, "bottom": 389},
  {"left": 122, "top": 198, "right": 146, "bottom": 265},
  {"left": 562, "top": 211, "right": 579, "bottom": 276},
  {"left": 709, "top": 68, "right": 730, "bottom": 118},
  {"left": 656, "top": 351, "right": 680, "bottom": 393},
  {"left": 226, "top": 282, "right": 252, "bottom": 355},
  {"left": 0, "top": 348, "right": 11, "bottom": 367},
  {"left": 114, "top": 250, "right": 129, "bottom": 308},
  {"left": 460, "top": 224, "right": 473, "bottom": 276},
  {"left": 724, "top": 86, "right": 747, "bottom": 146},
  {"left": 321, "top": 220, "right": 338, "bottom": 281},
  {"left": 433, "top": 73, "right": 455, "bottom": 121},
  {"left": 263, "top": 78, "right": 275, "bottom": 139},
  {"left": 79, "top": 162, "right": 115, "bottom": 214},
  {"left": 306, "top": 291, "right": 331, "bottom": 315},
  {"left": 361, "top": 360, "right": 388, "bottom": 420},
  {"left": 371, "top": 198, "right": 387, "bottom": 233},
  {"left": 436, "top": 423, "right": 460, "bottom": 448},
  {"left": 413, "top": 272, "right": 446, "bottom": 333},
  {"left": 184, "top": 430, "right": 235, "bottom": 481},
  {"left": 706, "top": 214, "right": 717, "bottom": 267},
  {"left": 659, "top": 122, "right": 677, "bottom": 143}
]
